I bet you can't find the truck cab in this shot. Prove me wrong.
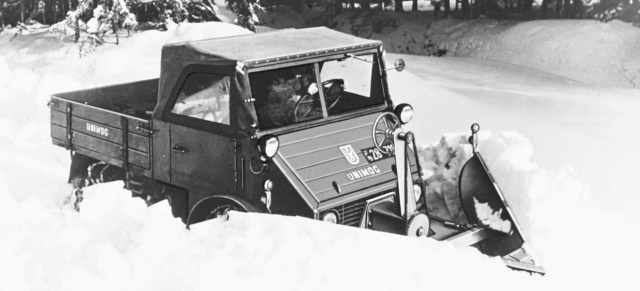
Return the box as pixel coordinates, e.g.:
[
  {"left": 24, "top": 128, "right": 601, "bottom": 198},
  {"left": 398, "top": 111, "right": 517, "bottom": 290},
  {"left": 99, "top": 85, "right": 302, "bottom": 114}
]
[{"left": 151, "top": 27, "right": 421, "bottom": 227}]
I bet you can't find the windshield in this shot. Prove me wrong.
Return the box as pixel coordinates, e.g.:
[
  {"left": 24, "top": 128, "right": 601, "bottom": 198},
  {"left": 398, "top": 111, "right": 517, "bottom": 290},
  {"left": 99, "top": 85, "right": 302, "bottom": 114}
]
[{"left": 249, "top": 53, "right": 385, "bottom": 129}]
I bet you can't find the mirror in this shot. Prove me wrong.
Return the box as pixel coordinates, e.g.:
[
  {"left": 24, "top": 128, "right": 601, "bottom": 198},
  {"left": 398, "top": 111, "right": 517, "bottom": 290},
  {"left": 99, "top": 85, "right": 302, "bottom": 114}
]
[
  {"left": 394, "top": 58, "right": 405, "bottom": 72},
  {"left": 385, "top": 58, "right": 406, "bottom": 72}
]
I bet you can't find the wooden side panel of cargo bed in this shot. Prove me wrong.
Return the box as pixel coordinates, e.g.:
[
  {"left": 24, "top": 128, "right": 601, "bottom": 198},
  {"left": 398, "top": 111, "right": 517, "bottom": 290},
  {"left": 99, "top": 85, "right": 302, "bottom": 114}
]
[{"left": 50, "top": 99, "right": 152, "bottom": 174}]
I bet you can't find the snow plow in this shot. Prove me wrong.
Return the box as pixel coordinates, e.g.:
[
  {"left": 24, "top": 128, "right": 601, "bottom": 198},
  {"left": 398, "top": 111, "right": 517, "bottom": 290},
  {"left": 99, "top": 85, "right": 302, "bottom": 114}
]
[
  {"left": 430, "top": 124, "right": 543, "bottom": 274},
  {"left": 49, "top": 27, "right": 543, "bottom": 274}
]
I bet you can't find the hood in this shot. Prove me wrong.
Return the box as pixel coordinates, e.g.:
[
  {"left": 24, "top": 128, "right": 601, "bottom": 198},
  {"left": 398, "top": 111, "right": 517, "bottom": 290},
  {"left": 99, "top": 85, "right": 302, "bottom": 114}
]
[{"left": 273, "top": 113, "right": 415, "bottom": 206}]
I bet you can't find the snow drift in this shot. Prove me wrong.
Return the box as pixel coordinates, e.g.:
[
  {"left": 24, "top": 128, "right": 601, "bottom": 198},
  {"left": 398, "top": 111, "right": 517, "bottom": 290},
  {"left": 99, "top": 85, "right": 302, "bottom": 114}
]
[{"left": 1, "top": 19, "right": 640, "bottom": 290}]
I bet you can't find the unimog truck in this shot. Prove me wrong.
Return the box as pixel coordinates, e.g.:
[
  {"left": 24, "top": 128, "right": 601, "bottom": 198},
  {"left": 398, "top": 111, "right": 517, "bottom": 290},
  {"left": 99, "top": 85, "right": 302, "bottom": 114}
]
[{"left": 50, "top": 27, "right": 543, "bottom": 274}]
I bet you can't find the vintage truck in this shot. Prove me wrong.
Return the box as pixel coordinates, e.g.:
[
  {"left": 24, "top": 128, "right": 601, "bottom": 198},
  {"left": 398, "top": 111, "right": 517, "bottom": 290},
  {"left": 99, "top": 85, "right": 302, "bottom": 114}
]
[{"left": 50, "top": 27, "right": 543, "bottom": 274}]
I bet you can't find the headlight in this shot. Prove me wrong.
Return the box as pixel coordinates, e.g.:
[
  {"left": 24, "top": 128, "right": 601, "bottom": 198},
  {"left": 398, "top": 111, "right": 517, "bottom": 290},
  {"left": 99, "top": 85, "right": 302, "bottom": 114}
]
[
  {"left": 322, "top": 211, "right": 338, "bottom": 224},
  {"left": 258, "top": 134, "right": 279, "bottom": 158},
  {"left": 264, "top": 179, "right": 273, "bottom": 191},
  {"left": 413, "top": 183, "right": 422, "bottom": 202},
  {"left": 394, "top": 103, "right": 414, "bottom": 124}
]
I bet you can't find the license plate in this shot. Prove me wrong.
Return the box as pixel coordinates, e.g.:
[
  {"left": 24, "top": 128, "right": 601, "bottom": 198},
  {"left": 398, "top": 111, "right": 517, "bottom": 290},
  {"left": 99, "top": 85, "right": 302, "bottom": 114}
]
[{"left": 361, "top": 146, "right": 393, "bottom": 163}]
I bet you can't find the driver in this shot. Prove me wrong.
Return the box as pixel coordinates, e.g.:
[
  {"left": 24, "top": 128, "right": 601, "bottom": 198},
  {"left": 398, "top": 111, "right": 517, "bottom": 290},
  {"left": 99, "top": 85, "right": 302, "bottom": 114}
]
[{"left": 264, "top": 66, "right": 318, "bottom": 125}]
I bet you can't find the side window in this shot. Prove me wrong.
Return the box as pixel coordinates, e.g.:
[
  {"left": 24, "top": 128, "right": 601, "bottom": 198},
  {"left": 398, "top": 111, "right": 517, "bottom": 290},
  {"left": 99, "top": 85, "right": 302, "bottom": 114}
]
[
  {"left": 171, "top": 73, "right": 231, "bottom": 125},
  {"left": 249, "top": 64, "right": 321, "bottom": 129},
  {"left": 319, "top": 53, "right": 384, "bottom": 115}
]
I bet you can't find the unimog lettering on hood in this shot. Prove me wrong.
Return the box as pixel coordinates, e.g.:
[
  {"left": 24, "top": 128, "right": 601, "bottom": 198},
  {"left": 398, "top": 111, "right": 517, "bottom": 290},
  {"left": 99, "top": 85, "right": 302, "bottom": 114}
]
[{"left": 346, "top": 165, "right": 381, "bottom": 181}]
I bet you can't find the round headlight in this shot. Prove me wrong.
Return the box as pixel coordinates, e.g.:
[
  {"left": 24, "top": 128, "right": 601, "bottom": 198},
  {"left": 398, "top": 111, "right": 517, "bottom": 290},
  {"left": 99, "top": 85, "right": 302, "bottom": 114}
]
[
  {"left": 394, "top": 103, "right": 414, "bottom": 124},
  {"left": 413, "top": 183, "right": 422, "bottom": 202},
  {"left": 258, "top": 135, "right": 279, "bottom": 158},
  {"left": 264, "top": 179, "right": 273, "bottom": 191},
  {"left": 322, "top": 211, "right": 338, "bottom": 224}
]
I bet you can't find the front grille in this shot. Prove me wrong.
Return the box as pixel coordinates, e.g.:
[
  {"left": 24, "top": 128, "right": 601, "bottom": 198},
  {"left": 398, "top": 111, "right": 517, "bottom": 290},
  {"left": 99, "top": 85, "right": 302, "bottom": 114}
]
[{"left": 326, "top": 198, "right": 367, "bottom": 227}]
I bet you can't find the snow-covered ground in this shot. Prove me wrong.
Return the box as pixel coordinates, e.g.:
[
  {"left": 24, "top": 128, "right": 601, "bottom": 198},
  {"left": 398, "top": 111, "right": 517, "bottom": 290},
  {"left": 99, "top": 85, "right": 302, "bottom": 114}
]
[{"left": 1, "top": 17, "right": 640, "bottom": 290}]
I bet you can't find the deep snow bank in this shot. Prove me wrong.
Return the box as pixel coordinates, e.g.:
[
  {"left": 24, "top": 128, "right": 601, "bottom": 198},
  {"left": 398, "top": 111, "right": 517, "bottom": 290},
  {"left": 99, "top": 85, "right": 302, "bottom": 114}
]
[
  {"left": 436, "top": 19, "right": 640, "bottom": 88},
  {"left": 268, "top": 5, "right": 640, "bottom": 88},
  {"left": 378, "top": 17, "right": 640, "bottom": 87},
  {"left": 2, "top": 19, "right": 640, "bottom": 290},
  {"left": 0, "top": 181, "right": 532, "bottom": 291}
]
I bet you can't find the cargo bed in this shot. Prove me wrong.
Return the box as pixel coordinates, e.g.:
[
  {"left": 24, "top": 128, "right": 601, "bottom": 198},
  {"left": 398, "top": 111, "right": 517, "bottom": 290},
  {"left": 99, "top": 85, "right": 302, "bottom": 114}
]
[{"left": 50, "top": 79, "right": 159, "bottom": 177}]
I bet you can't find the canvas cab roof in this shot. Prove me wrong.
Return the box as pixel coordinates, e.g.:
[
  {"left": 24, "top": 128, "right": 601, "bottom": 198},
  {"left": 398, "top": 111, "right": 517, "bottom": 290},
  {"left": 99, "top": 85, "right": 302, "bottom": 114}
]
[
  {"left": 155, "top": 27, "right": 384, "bottom": 133},
  {"left": 162, "top": 27, "right": 382, "bottom": 68}
]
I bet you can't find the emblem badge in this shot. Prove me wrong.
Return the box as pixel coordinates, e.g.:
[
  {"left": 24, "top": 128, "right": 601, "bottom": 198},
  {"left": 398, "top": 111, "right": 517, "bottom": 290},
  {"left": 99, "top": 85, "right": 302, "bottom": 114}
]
[{"left": 339, "top": 145, "right": 360, "bottom": 165}]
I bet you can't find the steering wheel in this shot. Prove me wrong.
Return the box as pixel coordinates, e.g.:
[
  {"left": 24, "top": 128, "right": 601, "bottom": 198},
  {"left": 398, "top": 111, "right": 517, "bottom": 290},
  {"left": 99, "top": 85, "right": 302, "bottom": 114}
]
[
  {"left": 294, "top": 79, "right": 345, "bottom": 121},
  {"left": 293, "top": 93, "right": 318, "bottom": 120},
  {"left": 321, "top": 79, "right": 344, "bottom": 110},
  {"left": 372, "top": 112, "right": 400, "bottom": 155}
]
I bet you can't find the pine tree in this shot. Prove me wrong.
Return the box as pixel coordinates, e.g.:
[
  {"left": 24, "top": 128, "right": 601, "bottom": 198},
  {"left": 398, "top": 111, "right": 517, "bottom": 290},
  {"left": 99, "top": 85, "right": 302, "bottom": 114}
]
[
  {"left": 395, "top": 0, "right": 403, "bottom": 12},
  {"left": 225, "top": 0, "right": 260, "bottom": 32}
]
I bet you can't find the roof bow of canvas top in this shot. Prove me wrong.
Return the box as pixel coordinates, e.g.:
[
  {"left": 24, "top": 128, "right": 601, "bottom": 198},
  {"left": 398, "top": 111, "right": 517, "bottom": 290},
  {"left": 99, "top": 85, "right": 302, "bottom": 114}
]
[{"left": 164, "top": 27, "right": 381, "bottom": 68}]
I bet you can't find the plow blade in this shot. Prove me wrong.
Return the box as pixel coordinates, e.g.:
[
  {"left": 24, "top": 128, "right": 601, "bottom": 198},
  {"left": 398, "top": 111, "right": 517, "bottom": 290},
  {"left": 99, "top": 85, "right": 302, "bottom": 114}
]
[{"left": 457, "top": 153, "right": 545, "bottom": 274}]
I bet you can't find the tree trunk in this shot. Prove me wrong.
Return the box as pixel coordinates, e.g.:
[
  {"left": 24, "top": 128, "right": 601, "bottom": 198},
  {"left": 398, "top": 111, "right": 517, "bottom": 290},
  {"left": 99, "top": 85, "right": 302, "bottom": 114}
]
[
  {"left": 563, "top": 0, "right": 571, "bottom": 18},
  {"left": 522, "top": 0, "right": 533, "bottom": 12},
  {"left": 293, "top": 0, "right": 304, "bottom": 12},
  {"left": 112, "top": 18, "right": 119, "bottom": 45},
  {"left": 412, "top": 0, "right": 417, "bottom": 11},
  {"left": 334, "top": 0, "right": 343, "bottom": 14},
  {"left": 444, "top": 0, "right": 450, "bottom": 17},
  {"left": 556, "top": 0, "right": 561, "bottom": 16},
  {"left": 0, "top": 0, "right": 4, "bottom": 29},
  {"left": 487, "top": 0, "right": 500, "bottom": 14},
  {"left": 53, "top": 0, "right": 58, "bottom": 23},
  {"left": 573, "top": 0, "right": 583, "bottom": 18},
  {"left": 74, "top": 16, "right": 79, "bottom": 43},
  {"left": 541, "top": 0, "right": 549, "bottom": 18},
  {"left": 21, "top": 0, "right": 25, "bottom": 23},
  {"left": 362, "top": 0, "right": 370, "bottom": 10},
  {"left": 395, "top": 0, "right": 403, "bottom": 12},
  {"left": 433, "top": 2, "right": 440, "bottom": 17}
]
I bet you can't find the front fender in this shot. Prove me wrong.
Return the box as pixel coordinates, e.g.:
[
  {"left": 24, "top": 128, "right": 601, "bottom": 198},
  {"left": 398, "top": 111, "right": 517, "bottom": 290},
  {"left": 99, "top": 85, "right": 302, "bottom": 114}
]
[{"left": 186, "top": 194, "right": 263, "bottom": 227}]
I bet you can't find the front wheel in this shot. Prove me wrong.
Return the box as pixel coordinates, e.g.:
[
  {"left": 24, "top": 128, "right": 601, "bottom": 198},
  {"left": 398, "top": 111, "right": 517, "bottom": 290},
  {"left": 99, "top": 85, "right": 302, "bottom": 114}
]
[
  {"left": 186, "top": 196, "right": 259, "bottom": 228},
  {"left": 207, "top": 204, "right": 240, "bottom": 222}
]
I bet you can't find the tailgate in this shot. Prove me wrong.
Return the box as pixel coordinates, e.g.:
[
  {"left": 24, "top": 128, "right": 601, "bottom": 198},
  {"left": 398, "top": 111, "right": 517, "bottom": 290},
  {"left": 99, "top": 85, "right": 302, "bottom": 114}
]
[{"left": 50, "top": 97, "right": 152, "bottom": 175}]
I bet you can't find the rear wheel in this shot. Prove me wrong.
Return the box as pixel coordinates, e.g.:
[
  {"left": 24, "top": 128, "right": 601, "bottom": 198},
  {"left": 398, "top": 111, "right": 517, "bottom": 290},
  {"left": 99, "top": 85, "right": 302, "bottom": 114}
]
[{"left": 68, "top": 153, "right": 126, "bottom": 211}]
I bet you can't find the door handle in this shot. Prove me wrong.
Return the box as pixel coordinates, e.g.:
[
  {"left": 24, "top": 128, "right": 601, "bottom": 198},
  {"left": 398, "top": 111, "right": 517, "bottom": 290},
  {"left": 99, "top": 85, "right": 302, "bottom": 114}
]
[{"left": 172, "top": 144, "right": 188, "bottom": 153}]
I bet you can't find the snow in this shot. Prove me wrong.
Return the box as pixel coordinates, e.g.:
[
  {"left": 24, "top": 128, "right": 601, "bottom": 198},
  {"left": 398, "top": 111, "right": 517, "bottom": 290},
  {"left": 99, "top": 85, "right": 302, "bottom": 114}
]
[{"left": 1, "top": 17, "right": 640, "bottom": 291}]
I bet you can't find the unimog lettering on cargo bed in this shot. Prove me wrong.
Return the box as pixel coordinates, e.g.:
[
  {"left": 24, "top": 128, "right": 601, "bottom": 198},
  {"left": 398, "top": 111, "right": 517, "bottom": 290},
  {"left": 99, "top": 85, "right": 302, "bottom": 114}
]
[{"left": 50, "top": 27, "right": 543, "bottom": 274}]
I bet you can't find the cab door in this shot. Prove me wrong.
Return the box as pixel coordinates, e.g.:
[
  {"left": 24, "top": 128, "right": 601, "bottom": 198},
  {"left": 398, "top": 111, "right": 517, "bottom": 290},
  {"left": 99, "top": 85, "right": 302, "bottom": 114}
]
[
  {"left": 165, "top": 71, "right": 237, "bottom": 204},
  {"left": 169, "top": 124, "right": 235, "bottom": 193}
]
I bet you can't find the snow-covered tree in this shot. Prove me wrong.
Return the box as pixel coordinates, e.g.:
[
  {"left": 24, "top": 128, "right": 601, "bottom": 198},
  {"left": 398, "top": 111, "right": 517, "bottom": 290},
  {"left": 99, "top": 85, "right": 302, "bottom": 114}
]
[
  {"left": 185, "top": 0, "right": 221, "bottom": 22},
  {"left": 587, "top": 0, "right": 640, "bottom": 25},
  {"left": 225, "top": 0, "right": 261, "bottom": 32},
  {"left": 73, "top": 0, "right": 137, "bottom": 43}
]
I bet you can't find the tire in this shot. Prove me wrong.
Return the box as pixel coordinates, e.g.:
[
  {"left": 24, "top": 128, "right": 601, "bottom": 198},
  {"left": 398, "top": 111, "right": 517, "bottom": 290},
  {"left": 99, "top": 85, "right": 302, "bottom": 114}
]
[
  {"left": 186, "top": 196, "right": 259, "bottom": 228},
  {"left": 68, "top": 153, "right": 125, "bottom": 211}
]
